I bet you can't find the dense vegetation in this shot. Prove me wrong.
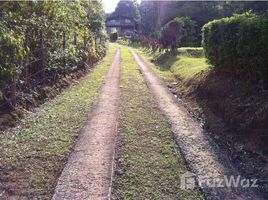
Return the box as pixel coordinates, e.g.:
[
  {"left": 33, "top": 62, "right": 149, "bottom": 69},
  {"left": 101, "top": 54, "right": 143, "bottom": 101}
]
[
  {"left": 0, "top": 1, "right": 106, "bottom": 114},
  {"left": 139, "top": 1, "right": 268, "bottom": 42},
  {"left": 113, "top": 1, "right": 267, "bottom": 53},
  {"left": 202, "top": 13, "right": 268, "bottom": 82}
]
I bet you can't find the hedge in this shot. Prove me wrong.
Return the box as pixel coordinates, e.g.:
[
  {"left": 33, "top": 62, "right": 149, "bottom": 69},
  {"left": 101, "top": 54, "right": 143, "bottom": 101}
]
[{"left": 202, "top": 13, "right": 268, "bottom": 81}]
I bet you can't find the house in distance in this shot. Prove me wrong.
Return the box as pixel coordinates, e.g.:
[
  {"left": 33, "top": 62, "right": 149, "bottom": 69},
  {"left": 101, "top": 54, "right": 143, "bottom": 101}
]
[{"left": 106, "top": 15, "right": 137, "bottom": 36}]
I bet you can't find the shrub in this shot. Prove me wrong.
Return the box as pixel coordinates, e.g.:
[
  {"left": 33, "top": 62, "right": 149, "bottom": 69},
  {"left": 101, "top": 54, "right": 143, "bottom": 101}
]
[
  {"left": 180, "top": 18, "right": 198, "bottom": 47},
  {"left": 159, "top": 17, "right": 197, "bottom": 51},
  {"left": 110, "top": 31, "right": 118, "bottom": 42},
  {"left": 202, "top": 13, "right": 268, "bottom": 81}
]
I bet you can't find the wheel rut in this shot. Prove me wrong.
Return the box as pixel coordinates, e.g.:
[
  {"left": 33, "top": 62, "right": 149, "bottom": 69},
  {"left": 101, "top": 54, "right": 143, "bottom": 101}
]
[
  {"left": 52, "top": 49, "right": 121, "bottom": 200},
  {"left": 130, "top": 48, "right": 265, "bottom": 200}
]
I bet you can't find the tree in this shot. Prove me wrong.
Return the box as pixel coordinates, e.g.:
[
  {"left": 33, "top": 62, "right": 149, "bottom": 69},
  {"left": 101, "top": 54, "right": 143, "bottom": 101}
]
[
  {"left": 112, "top": 0, "right": 140, "bottom": 22},
  {"left": 180, "top": 17, "right": 198, "bottom": 47},
  {"left": 140, "top": 1, "right": 159, "bottom": 38},
  {"left": 159, "top": 17, "right": 196, "bottom": 51},
  {"left": 139, "top": 0, "right": 268, "bottom": 45},
  {"left": 0, "top": 0, "right": 107, "bottom": 110}
]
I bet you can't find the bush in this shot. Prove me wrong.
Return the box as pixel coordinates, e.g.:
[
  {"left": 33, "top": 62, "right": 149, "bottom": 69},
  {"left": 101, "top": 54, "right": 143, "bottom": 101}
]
[
  {"left": 202, "top": 13, "right": 268, "bottom": 81},
  {"left": 110, "top": 31, "right": 118, "bottom": 42},
  {"left": 159, "top": 17, "right": 197, "bottom": 51},
  {"left": 180, "top": 18, "right": 198, "bottom": 47}
]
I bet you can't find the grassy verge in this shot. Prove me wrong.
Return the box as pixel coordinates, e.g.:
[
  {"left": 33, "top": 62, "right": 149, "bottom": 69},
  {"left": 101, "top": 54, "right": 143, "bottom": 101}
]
[
  {"left": 112, "top": 46, "right": 204, "bottom": 199},
  {"left": 0, "top": 43, "right": 117, "bottom": 199},
  {"left": 134, "top": 46, "right": 211, "bottom": 85}
]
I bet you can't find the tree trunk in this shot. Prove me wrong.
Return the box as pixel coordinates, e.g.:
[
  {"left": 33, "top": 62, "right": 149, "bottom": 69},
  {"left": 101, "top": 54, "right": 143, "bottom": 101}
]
[
  {"left": 63, "top": 31, "right": 66, "bottom": 76},
  {"left": 25, "top": 31, "right": 29, "bottom": 84},
  {"left": 10, "top": 54, "right": 17, "bottom": 108},
  {"left": 83, "top": 36, "right": 87, "bottom": 49},
  {"left": 0, "top": 2, "right": 3, "bottom": 19},
  {"left": 95, "top": 35, "right": 98, "bottom": 54},
  {"left": 40, "top": 31, "right": 45, "bottom": 83},
  {"left": 83, "top": 36, "right": 87, "bottom": 69},
  {"left": 74, "top": 32, "right": 77, "bottom": 46}
]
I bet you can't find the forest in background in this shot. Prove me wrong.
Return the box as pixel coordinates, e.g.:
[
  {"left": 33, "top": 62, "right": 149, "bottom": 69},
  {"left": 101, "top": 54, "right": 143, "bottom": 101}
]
[
  {"left": 108, "top": 1, "right": 268, "bottom": 45},
  {"left": 140, "top": 1, "right": 268, "bottom": 41},
  {"left": 109, "top": 1, "right": 268, "bottom": 82}
]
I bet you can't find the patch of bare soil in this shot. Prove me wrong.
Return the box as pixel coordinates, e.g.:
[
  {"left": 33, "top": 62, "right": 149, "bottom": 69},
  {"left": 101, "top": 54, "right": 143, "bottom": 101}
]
[
  {"left": 130, "top": 48, "right": 266, "bottom": 200},
  {"left": 52, "top": 49, "right": 121, "bottom": 199}
]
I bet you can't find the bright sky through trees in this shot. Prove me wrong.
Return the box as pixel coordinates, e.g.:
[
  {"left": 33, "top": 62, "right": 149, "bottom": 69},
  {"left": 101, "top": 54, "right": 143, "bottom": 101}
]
[{"left": 103, "top": 0, "right": 141, "bottom": 13}]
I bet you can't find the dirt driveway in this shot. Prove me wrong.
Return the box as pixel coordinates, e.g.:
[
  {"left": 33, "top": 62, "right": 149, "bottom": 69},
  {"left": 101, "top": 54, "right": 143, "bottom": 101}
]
[
  {"left": 130, "top": 48, "right": 265, "bottom": 200},
  {"left": 51, "top": 46, "right": 265, "bottom": 200},
  {"left": 52, "top": 49, "right": 121, "bottom": 200}
]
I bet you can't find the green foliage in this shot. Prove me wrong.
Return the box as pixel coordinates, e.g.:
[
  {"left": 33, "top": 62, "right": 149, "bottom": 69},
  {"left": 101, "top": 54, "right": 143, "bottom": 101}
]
[
  {"left": 140, "top": 1, "right": 159, "bottom": 38},
  {"left": 202, "top": 13, "right": 268, "bottom": 81},
  {"left": 0, "top": 0, "right": 106, "bottom": 73},
  {"left": 159, "top": 17, "right": 197, "bottom": 51},
  {"left": 139, "top": 1, "right": 268, "bottom": 44},
  {"left": 112, "top": 0, "right": 140, "bottom": 22},
  {"left": 0, "top": 0, "right": 107, "bottom": 107},
  {"left": 179, "top": 18, "right": 198, "bottom": 47},
  {"left": 110, "top": 31, "right": 118, "bottom": 42},
  {"left": 0, "top": 22, "right": 26, "bottom": 81},
  {"left": 135, "top": 46, "right": 210, "bottom": 84}
]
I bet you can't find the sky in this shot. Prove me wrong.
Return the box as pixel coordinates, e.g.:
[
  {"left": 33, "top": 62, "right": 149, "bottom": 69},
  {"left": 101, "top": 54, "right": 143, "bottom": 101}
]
[{"left": 102, "top": 0, "right": 141, "bottom": 13}]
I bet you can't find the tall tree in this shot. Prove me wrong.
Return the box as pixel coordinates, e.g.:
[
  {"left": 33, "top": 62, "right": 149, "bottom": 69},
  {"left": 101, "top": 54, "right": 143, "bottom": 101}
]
[
  {"left": 112, "top": 0, "right": 141, "bottom": 22},
  {"left": 0, "top": 0, "right": 107, "bottom": 109},
  {"left": 140, "top": 1, "right": 159, "bottom": 37}
]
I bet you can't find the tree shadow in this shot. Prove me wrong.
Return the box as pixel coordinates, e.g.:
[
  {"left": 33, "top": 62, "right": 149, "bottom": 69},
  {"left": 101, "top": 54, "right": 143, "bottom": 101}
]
[
  {"left": 183, "top": 68, "right": 268, "bottom": 194},
  {"left": 151, "top": 51, "right": 179, "bottom": 71}
]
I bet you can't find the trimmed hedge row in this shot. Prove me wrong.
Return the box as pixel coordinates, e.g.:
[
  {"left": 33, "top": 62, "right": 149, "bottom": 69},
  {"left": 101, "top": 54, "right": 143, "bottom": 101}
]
[{"left": 202, "top": 13, "right": 268, "bottom": 81}]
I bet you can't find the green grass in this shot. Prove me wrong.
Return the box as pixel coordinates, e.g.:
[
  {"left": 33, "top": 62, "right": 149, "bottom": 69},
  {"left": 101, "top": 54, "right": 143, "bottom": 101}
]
[
  {"left": 135, "top": 46, "right": 211, "bottom": 84},
  {"left": 112, "top": 46, "right": 204, "bottom": 199},
  {"left": 178, "top": 47, "right": 204, "bottom": 57},
  {"left": 171, "top": 56, "right": 210, "bottom": 82},
  {"left": 0, "top": 43, "right": 118, "bottom": 199}
]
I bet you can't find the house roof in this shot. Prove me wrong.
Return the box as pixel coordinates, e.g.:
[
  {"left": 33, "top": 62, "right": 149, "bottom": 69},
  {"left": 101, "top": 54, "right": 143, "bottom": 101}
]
[
  {"left": 106, "top": 15, "right": 135, "bottom": 28},
  {"left": 106, "top": 15, "right": 135, "bottom": 23}
]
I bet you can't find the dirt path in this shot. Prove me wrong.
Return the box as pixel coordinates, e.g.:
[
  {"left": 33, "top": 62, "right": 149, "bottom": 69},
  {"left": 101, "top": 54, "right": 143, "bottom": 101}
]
[
  {"left": 130, "top": 48, "right": 265, "bottom": 200},
  {"left": 52, "top": 49, "right": 121, "bottom": 200}
]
